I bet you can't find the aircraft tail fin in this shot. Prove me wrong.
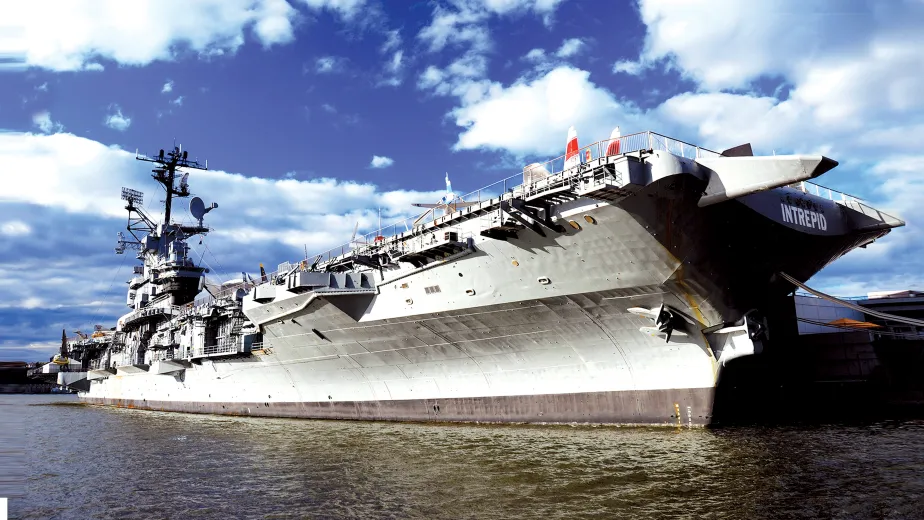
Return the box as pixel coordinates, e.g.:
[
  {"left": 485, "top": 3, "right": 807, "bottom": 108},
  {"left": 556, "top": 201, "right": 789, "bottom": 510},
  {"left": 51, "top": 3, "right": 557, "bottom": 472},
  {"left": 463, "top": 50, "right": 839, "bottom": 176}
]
[{"left": 564, "top": 125, "right": 579, "bottom": 169}]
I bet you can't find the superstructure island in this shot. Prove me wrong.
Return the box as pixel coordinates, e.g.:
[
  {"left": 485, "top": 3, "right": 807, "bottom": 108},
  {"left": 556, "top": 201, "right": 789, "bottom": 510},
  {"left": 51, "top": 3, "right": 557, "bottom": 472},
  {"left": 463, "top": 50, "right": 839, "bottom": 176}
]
[{"left": 50, "top": 128, "right": 905, "bottom": 426}]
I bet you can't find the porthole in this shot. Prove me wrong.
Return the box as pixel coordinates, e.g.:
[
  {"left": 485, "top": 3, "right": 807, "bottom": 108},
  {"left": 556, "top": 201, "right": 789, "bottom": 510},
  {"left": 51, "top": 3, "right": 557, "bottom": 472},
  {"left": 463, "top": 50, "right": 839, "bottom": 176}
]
[
  {"left": 465, "top": 289, "right": 475, "bottom": 296},
  {"left": 583, "top": 215, "right": 597, "bottom": 225},
  {"left": 511, "top": 260, "right": 519, "bottom": 266},
  {"left": 406, "top": 298, "right": 414, "bottom": 305},
  {"left": 568, "top": 220, "right": 581, "bottom": 230},
  {"left": 538, "top": 276, "right": 551, "bottom": 285}
]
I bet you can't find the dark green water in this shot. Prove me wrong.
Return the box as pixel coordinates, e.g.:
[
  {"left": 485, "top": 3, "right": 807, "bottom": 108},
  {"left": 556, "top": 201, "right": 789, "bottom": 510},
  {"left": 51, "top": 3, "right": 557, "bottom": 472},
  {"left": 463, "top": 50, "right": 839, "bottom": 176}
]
[{"left": 7, "top": 394, "right": 924, "bottom": 519}]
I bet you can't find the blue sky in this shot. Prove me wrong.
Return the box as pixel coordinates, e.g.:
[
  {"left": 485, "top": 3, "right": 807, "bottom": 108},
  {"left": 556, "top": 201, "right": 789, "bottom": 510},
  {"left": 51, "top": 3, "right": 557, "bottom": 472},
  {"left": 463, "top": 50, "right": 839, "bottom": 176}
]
[{"left": 2, "top": 0, "right": 923, "bottom": 360}]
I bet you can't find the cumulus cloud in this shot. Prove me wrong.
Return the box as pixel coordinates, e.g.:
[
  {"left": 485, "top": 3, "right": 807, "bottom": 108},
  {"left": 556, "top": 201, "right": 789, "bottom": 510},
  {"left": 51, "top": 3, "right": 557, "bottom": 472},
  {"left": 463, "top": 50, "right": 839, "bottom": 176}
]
[
  {"left": 0, "top": 0, "right": 381, "bottom": 72},
  {"left": 612, "top": 59, "right": 645, "bottom": 75},
  {"left": 554, "top": 37, "right": 584, "bottom": 58},
  {"left": 635, "top": 0, "right": 923, "bottom": 92},
  {"left": 104, "top": 105, "right": 132, "bottom": 131},
  {"left": 162, "top": 80, "right": 174, "bottom": 93},
  {"left": 253, "top": 0, "right": 297, "bottom": 47},
  {"left": 524, "top": 49, "right": 546, "bottom": 62},
  {"left": 0, "top": 132, "right": 442, "bottom": 246},
  {"left": 451, "top": 67, "right": 636, "bottom": 156},
  {"left": 418, "top": 0, "right": 569, "bottom": 53},
  {"left": 32, "top": 111, "right": 63, "bottom": 134},
  {"left": 171, "top": 96, "right": 184, "bottom": 106},
  {"left": 624, "top": 0, "right": 924, "bottom": 294},
  {"left": 369, "top": 155, "right": 394, "bottom": 168},
  {"left": 0, "top": 0, "right": 301, "bottom": 71},
  {"left": 631, "top": 0, "right": 924, "bottom": 159},
  {"left": 297, "top": 0, "right": 367, "bottom": 20}
]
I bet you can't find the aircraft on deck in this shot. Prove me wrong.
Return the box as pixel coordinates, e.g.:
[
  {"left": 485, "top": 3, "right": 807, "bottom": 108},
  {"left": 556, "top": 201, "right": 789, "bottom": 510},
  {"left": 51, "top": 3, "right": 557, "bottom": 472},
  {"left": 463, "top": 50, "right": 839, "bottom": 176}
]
[{"left": 411, "top": 173, "right": 478, "bottom": 226}]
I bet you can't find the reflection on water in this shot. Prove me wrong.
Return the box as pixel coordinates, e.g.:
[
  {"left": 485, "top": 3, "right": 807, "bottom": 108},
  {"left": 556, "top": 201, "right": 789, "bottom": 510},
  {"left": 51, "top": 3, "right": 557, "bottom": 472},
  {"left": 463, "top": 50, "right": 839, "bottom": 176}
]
[{"left": 10, "top": 395, "right": 924, "bottom": 519}]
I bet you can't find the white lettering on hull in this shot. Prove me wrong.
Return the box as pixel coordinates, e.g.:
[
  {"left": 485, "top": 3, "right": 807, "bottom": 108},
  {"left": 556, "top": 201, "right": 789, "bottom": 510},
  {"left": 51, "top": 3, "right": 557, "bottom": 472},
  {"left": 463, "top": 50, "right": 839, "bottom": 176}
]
[{"left": 781, "top": 204, "right": 827, "bottom": 231}]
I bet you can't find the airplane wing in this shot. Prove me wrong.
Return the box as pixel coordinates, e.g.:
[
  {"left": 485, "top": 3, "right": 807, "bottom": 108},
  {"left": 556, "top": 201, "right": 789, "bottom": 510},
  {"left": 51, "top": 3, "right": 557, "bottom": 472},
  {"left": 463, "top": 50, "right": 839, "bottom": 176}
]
[
  {"left": 628, "top": 307, "right": 658, "bottom": 320},
  {"left": 451, "top": 201, "right": 480, "bottom": 208},
  {"left": 639, "top": 326, "right": 687, "bottom": 337},
  {"left": 412, "top": 203, "right": 443, "bottom": 208}
]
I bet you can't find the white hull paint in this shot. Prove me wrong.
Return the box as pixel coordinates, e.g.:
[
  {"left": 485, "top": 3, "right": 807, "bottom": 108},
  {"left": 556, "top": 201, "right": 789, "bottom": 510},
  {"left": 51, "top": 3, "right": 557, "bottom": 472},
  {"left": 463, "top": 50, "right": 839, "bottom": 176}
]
[
  {"left": 79, "top": 143, "right": 902, "bottom": 425},
  {"left": 84, "top": 200, "right": 732, "bottom": 424}
]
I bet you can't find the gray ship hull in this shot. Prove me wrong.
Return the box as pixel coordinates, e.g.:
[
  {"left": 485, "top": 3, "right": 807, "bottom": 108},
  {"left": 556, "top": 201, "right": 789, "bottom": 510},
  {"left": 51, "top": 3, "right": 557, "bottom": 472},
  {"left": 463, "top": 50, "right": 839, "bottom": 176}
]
[
  {"left": 76, "top": 138, "right": 904, "bottom": 426},
  {"left": 83, "top": 387, "right": 714, "bottom": 426}
]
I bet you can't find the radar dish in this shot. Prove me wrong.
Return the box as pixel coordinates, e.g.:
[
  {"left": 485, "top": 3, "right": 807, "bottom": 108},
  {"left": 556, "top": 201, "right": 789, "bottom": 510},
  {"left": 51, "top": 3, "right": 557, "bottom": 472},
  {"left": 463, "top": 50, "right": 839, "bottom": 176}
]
[{"left": 190, "top": 197, "right": 206, "bottom": 221}]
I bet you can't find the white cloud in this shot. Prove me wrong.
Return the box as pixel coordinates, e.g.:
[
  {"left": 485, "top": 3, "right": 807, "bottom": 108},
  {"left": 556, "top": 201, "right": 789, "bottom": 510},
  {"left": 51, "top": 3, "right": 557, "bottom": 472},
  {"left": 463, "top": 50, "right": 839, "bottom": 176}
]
[
  {"left": 32, "top": 111, "right": 63, "bottom": 134},
  {"left": 370, "top": 155, "right": 394, "bottom": 168},
  {"left": 321, "top": 103, "right": 337, "bottom": 113},
  {"left": 297, "top": 0, "right": 367, "bottom": 20},
  {"left": 523, "top": 48, "right": 546, "bottom": 62},
  {"left": 171, "top": 96, "right": 184, "bottom": 106},
  {"left": 481, "top": 0, "right": 568, "bottom": 23},
  {"left": 418, "top": 0, "right": 569, "bottom": 53},
  {"left": 104, "top": 106, "right": 132, "bottom": 131},
  {"left": 623, "top": 0, "right": 924, "bottom": 294},
  {"left": 21, "top": 297, "right": 45, "bottom": 309},
  {"left": 315, "top": 56, "right": 345, "bottom": 74},
  {"left": 253, "top": 0, "right": 297, "bottom": 47},
  {"left": 635, "top": 0, "right": 924, "bottom": 92},
  {"left": 612, "top": 59, "right": 645, "bottom": 75},
  {"left": 629, "top": 0, "right": 924, "bottom": 159},
  {"left": 381, "top": 29, "right": 402, "bottom": 53},
  {"left": 378, "top": 50, "right": 404, "bottom": 87},
  {"left": 418, "top": 4, "right": 491, "bottom": 53},
  {"left": 388, "top": 51, "right": 403, "bottom": 74},
  {"left": 162, "top": 80, "right": 174, "bottom": 93},
  {"left": 1, "top": 0, "right": 303, "bottom": 71},
  {"left": 417, "top": 52, "right": 491, "bottom": 100},
  {"left": 0, "top": 131, "right": 445, "bottom": 352},
  {"left": 0, "top": 221, "right": 31, "bottom": 236},
  {"left": 36, "top": 82, "right": 48, "bottom": 92},
  {"left": 450, "top": 66, "right": 634, "bottom": 155},
  {"left": 554, "top": 37, "right": 584, "bottom": 58},
  {"left": 0, "top": 132, "right": 442, "bottom": 245}
]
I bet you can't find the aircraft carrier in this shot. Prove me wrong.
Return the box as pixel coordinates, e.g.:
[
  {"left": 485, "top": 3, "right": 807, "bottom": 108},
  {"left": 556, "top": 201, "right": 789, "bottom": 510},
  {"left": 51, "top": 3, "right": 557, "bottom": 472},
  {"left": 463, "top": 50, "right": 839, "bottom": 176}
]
[{"left": 51, "top": 129, "right": 905, "bottom": 426}]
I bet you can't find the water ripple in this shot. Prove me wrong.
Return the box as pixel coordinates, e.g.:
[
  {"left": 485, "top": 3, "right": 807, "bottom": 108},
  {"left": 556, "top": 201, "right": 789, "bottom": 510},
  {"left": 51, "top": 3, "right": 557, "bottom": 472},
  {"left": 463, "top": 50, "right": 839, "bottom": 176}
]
[{"left": 8, "top": 395, "right": 924, "bottom": 519}]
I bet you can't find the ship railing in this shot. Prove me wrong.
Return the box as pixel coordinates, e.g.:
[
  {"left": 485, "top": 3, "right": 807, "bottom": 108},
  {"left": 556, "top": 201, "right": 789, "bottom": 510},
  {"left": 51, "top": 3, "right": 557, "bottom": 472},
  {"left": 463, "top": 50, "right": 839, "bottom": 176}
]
[
  {"left": 790, "top": 180, "right": 864, "bottom": 204},
  {"left": 149, "top": 349, "right": 177, "bottom": 362},
  {"left": 258, "top": 224, "right": 477, "bottom": 285},
  {"left": 314, "top": 132, "right": 719, "bottom": 260},
  {"left": 794, "top": 291, "right": 868, "bottom": 301},
  {"left": 190, "top": 286, "right": 249, "bottom": 310},
  {"left": 258, "top": 131, "right": 868, "bottom": 281},
  {"left": 191, "top": 338, "right": 241, "bottom": 359}
]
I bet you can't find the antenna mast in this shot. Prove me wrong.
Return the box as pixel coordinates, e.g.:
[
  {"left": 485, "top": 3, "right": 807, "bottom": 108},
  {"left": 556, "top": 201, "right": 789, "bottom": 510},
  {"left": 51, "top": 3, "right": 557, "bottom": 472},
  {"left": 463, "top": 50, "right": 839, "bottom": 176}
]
[{"left": 136, "top": 145, "right": 207, "bottom": 225}]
